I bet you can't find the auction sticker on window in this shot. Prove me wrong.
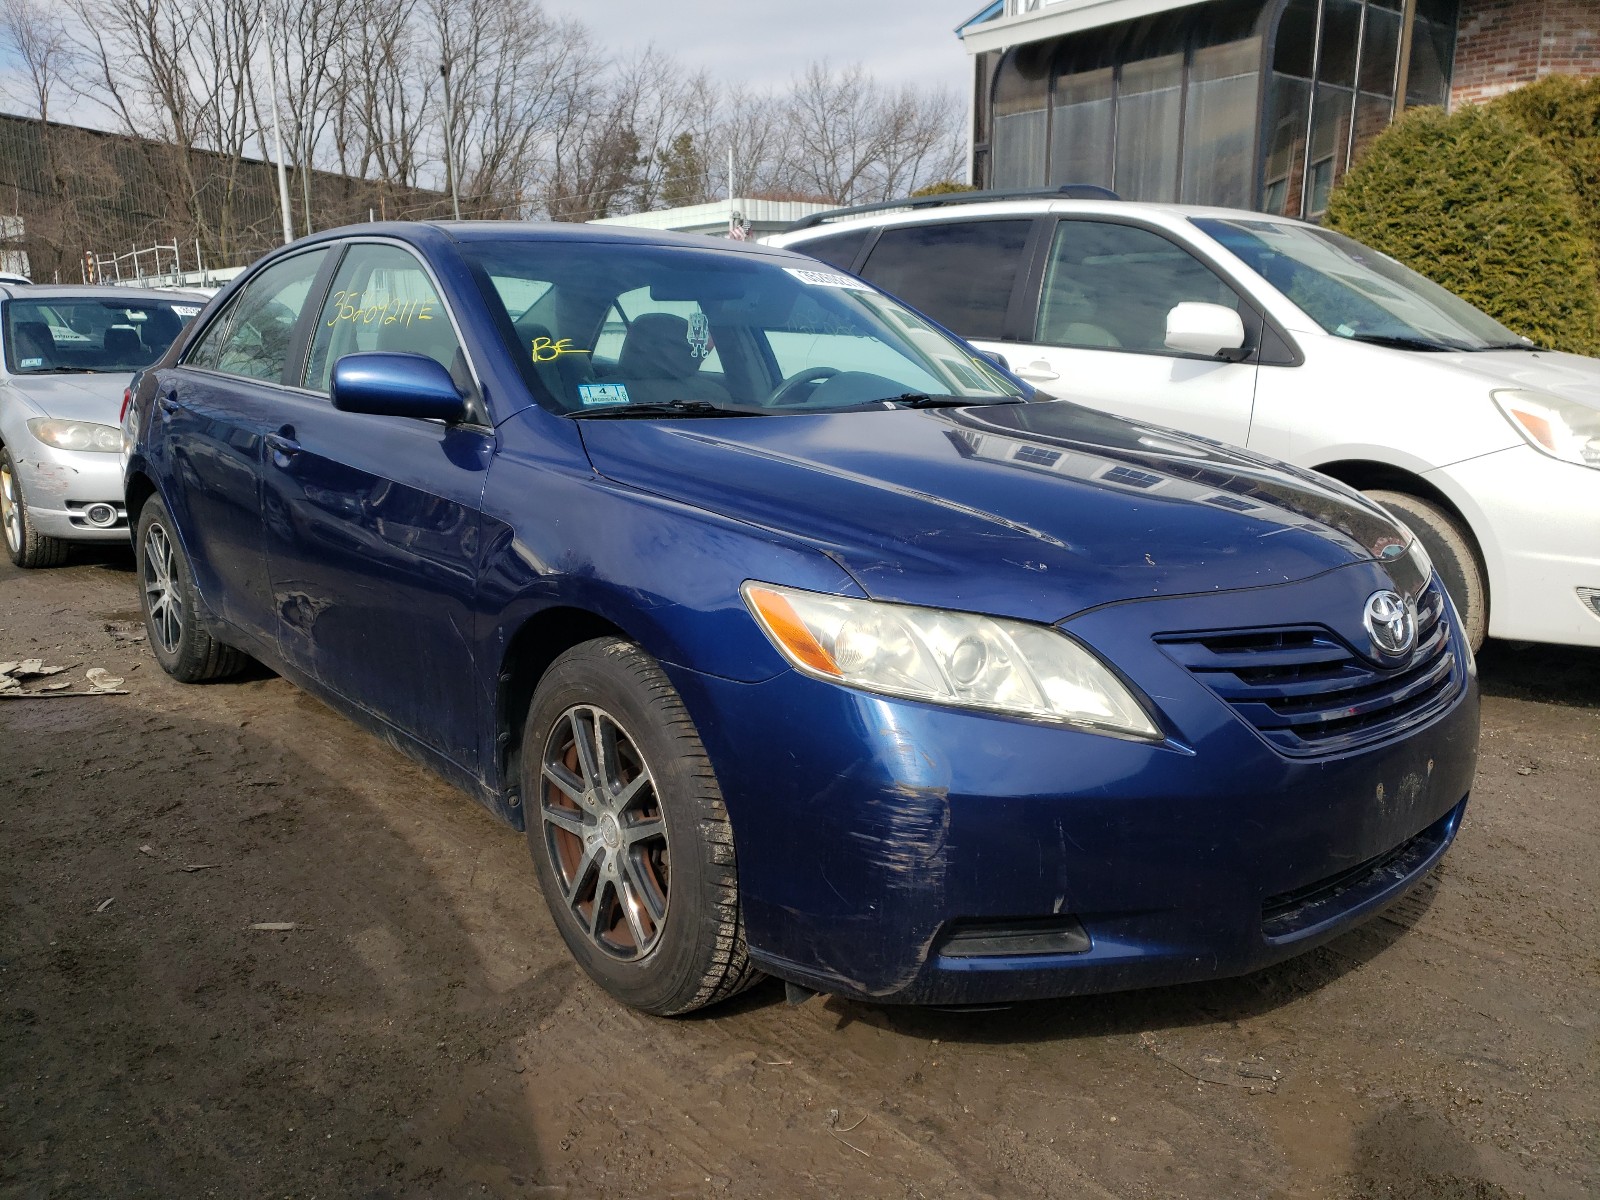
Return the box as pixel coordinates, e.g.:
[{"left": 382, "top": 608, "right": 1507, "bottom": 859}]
[
  {"left": 172, "top": 305, "right": 202, "bottom": 317},
  {"left": 783, "top": 267, "right": 873, "bottom": 291}
]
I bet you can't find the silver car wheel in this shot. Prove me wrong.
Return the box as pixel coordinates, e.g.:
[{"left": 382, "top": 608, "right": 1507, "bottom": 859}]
[
  {"left": 540, "top": 703, "right": 670, "bottom": 962},
  {"left": 141, "top": 521, "right": 183, "bottom": 655},
  {"left": 0, "top": 457, "right": 21, "bottom": 554}
]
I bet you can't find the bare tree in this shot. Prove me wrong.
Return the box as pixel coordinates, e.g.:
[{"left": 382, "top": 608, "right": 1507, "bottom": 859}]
[{"left": 0, "top": 0, "right": 75, "bottom": 123}]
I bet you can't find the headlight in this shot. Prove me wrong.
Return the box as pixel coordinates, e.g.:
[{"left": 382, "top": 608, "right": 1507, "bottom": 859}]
[
  {"left": 742, "top": 582, "right": 1161, "bottom": 739},
  {"left": 26, "top": 418, "right": 123, "bottom": 453},
  {"left": 1492, "top": 389, "right": 1600, "bottom": 469}
]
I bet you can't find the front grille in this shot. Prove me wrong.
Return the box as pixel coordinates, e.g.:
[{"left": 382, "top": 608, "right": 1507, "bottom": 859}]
[{"left": 1158, "top": 581, "right": 1461, "bottom": 756}]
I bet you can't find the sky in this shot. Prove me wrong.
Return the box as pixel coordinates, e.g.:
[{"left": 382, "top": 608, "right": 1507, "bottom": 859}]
[{"left": 540, "top": 0, "right": 978, "bottom": 97}]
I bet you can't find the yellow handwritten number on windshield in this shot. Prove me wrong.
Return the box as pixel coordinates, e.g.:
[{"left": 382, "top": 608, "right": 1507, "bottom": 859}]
[{"left": 532, "top": 337, "right": 590, "bottom": 363}]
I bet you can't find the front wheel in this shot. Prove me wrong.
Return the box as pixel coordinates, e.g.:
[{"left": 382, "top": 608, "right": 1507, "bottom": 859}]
[
  {"left": 1, "top": 446, "right": 69, "bottom": 568},
  {"left": 136, "top": 498, "right": 248, "bottom": 682},
  {"left": 1366, "top": 489, "right": 1487, "bottom": 651},
  {"left": 521, "top": 638, "right": 760, "bottom": 1015}
]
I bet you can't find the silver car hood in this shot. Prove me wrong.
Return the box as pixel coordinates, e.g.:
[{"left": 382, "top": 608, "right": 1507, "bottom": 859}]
[{"left": 4, "top": 374, "right": 129, "bottom": 424}]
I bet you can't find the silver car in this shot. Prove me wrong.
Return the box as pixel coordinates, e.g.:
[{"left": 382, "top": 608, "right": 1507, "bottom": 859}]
[{"left": 0, "top": 284, "right": 203, "bottom": 566}]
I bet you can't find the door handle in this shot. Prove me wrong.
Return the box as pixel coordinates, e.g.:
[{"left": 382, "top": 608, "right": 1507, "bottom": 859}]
[
  {"left": 156, "top": 391, "right": 181, "bottom": 413},
  {"left": 265, "top": 432, "right": 302, "bottom": 458},
  {"left": 1015, "top": 361, "right": 1061, "bottom": 382}
]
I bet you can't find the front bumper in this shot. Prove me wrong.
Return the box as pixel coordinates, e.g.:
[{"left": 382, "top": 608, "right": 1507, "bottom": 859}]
[
  {"left": 9, "top": 440, "right": 128, "bottom": 541},
  {"left": 1432, "top": 444, "right": 1600, "bottom": 647},
  {"left": 670, "top": 563, "right": 1480, "bottom": 1006}
]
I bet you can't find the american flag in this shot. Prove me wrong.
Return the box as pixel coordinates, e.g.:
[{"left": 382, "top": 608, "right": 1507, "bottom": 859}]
[{"left": 727, "top": 213, "right": 751, "bottom": 241}]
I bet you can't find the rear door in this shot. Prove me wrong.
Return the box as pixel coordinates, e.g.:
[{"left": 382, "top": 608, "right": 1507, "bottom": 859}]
[
  {"left": 261, "top": 240, "right": 492, "bottom": 770},
  {"left": 154, "top": 248, "right": 332, "bottom": 651}
]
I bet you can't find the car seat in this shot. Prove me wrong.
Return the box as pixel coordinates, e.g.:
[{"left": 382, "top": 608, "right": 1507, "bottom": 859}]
[
  {"left": 103, "top": 327, "right": 142, "bottom": 360},
  {"left": 613, "top": 313, "right": 730, "bottom": 406},
  {"left": 13, "top": 320, "right": 54, "bottom": 367}
]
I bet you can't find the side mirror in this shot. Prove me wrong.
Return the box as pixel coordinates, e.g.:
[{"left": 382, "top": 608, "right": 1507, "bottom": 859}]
[
  {"left": 330, "top": 352, "right": 467, "bottom": 422},
  {"left": 1165, "top": 302, "right": 1247, "bottom": 360},
  {"left": 979, "top": 349, "right": 1011, "bottom": 372}
]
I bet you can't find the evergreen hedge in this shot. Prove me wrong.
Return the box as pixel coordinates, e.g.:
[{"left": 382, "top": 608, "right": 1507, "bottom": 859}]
[
  {"left": 1325, "top": 102, "right": 1600, "bottom": 357},
  {"left": 1495, "top": 75, "right": 1600, "bottom": 263}
]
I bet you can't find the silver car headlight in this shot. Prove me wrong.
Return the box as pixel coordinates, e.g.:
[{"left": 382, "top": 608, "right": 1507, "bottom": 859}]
[
  {"left": 27, "top": 418, "right": 123, "bottom": 453},
  {"left": 742, "top": 582, "right": 1161, "bottom": 739},
  {"left": 1492, "top": 389, "right": 1600, "bottom": 469}
]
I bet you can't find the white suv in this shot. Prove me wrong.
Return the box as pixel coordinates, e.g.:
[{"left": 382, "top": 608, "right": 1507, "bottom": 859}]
[{"left": 767, "top": 192, "right": 1600, "bottom": 650}]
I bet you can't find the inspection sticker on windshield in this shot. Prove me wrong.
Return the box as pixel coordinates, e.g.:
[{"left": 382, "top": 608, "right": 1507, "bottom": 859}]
[
  {"left": 19, "top": 357, "right": 42, "bottom": 368},
  {"left": 578, "top": 383, "right": 631, "bottom": 406},
  {"left": 783, "top": 267, "right": 872, "bottom": 291}
]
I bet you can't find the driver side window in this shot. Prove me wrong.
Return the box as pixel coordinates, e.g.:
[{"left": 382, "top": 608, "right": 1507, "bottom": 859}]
[{"left": 186, "top": 249, "right": 329, "bottom": 382}]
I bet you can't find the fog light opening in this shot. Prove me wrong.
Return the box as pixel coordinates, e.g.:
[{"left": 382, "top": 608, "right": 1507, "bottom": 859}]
[
  {"left": 1578, "top": 587, "right": 1600, "bottom": 621},
  {"left": 83, "top": 503, "right": 120, "bottom": 528},
  {"left": 936, "top": 915, "right": 1091, "bottom": 959}
]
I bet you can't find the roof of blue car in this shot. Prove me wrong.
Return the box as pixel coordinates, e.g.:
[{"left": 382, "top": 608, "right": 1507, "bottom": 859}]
[{"left": 316, "top": 219, "right": 800, "bottom": 256}]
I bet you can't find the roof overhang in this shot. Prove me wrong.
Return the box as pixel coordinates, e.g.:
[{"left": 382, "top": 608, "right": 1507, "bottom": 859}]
[{"left": 958, "top": 0, "right": 1209, "bottom": 55}]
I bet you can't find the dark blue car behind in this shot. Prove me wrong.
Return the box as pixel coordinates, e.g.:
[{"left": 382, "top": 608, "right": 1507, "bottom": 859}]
[{"left": 123, "top": 222, "right": 1478, "bottom": 1014}]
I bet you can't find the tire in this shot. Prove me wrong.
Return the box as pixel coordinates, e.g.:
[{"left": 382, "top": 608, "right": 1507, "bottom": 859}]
[
  {"left": 1366, "top": 489, "right": 1487, "bottom": 651},
  {"left": 0, "top": 446, "right": 70, "bottom": 568},
  {"left": 135, "top": 498, "right": 248, "bottom": 682},
  {"left": 521, "top": 637, "right": 761, "bottom": 1016}
]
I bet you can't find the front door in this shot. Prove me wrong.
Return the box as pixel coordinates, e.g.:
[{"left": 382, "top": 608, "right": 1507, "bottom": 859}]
[{"left": 262, "top": 241, "right": 492, "bottom": 770}]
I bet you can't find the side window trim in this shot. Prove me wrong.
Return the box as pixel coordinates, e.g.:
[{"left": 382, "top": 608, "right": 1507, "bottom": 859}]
[
  {"left": 284, "top": 244, "right": 348, "bottom": 391},
  {"left": 1032, "top": 215, "right": 1303, "bottom": 366}
]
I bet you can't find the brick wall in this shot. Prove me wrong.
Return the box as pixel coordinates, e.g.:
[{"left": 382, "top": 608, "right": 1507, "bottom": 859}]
[{"left": 1452, "top": 0, "right": 1600, "bottom": 107}]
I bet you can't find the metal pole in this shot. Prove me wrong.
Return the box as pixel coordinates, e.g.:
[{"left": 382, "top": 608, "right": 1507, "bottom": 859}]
[
  {"left": 266, "top": 41, "right": 295, "bottom": 244},
  {"left": 440, "top": 62, "right": 462, "bottom": 220}
]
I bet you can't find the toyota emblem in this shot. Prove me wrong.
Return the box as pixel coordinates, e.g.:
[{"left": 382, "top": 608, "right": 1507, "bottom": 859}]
[{"left": 1363, "top": 590, "right": 1417, "bottom": 657}]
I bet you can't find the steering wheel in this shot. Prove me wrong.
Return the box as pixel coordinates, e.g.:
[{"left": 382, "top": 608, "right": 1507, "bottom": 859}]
[{"left": 766, "top": 366, "right": 841, "bottom": 407}]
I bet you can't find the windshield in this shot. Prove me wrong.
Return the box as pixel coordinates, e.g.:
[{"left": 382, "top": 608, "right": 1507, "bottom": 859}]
[
  {"left": 2, "top": 296, "right": 202, "bottom": 375},
  {"left": 463, "top": 240, "right": 1024, "bottom": 416},
  {"left": 1193, "top": 218, "right": 1527, "bottom": 351}
]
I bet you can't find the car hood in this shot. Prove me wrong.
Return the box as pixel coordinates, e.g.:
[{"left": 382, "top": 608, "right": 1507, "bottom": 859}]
[
  {"left": 576, "top": 401, "right": 1414, "bottom": 624},
  {"left": 5, "top": 374, "right": 128, "bottom": 423},
  {"left": 1433, "top": 347, "right": 1600, "bottom": 412}
]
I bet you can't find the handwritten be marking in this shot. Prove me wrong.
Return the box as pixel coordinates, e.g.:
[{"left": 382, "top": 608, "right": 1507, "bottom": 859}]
[{"left": 532, "top": 337, "right": 590, "bottom": 363}]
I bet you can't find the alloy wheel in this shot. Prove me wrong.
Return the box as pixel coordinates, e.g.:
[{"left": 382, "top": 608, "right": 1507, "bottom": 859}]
[
  {"left": 142, "top": 521, "right": 183, "bottom": 655},
  {"left": 540, "top": 704, "right": 670, "bottom": 960},
  {"left": 0, "top": 459, "right": 20, "bottom": 554}
]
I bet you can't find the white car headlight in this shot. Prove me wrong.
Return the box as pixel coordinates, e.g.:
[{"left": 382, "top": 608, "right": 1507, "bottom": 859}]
[
  {"left": 27, "top": 418, "right": 123, "bottom": 453},
  {"left": 1492, "top": 389, "right": 1600, "bottom": 469},
  {"left": 742, "top": 582, "right": 1161, "bottom": 739}
]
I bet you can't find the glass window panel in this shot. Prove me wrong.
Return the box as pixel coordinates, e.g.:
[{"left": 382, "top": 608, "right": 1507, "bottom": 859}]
[
  {"left": 1359, "top": 6, "right": 1402, "bottom": 94},
  {"left": 1260, "top": 74, "right": 1311, "bottom": 217},
  {"left": 1037, "top": 221, "right": 1241, "bottom": 353},
  {"left": 305, "top": 245, "right": 462, "bottom": 393},
  {"left": 1273, "top": 0, "right": 1319, "bottom": 79},
  {"left": 1405, "top": 16, "right": 1455, "bottom": 108},
  {"left": 1351, "top": 91, "right": 1394, "bottom": 168},
  {"left": 794, "top": 228, "right": 872, "bottom": 272},
  {"left": 190, "top": 249, "right": 328, "bottom": 382},
  {"left": 1316, "top": 0, "right": 1363, "bottom": 88},
  {"left": 992, "top": 45, "right": 1051, "bottom": 189},
  {"left": 1181, "top": 36, "right": 1262, "bottom": 207},
  {"left": 1049, "top": 66, "right": 1114, "bottom": 187},
  {"left": 859, "top": 220, "right": 1032, "bottom": 340},
  {"left": 1306, "top": 85, "right": 1354, "bottom": 216},
  {"left": 1114, "top": 53, "right": 1183, "bottom": 202}
]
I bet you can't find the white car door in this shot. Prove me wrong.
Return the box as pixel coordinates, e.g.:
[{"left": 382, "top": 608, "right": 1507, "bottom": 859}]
[{"left": 982, "top": 218, "right": 1261, "bottom": 446}]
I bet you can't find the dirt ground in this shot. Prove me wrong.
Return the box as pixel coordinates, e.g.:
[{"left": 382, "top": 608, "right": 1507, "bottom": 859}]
[{"left": 1, "top": 548, "right": 1595, "bottom": 1200}]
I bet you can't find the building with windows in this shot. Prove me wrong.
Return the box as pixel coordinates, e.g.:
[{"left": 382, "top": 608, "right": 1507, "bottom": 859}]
[{"left": 957, "top": 1, "right": 1599, "bottom": 219}]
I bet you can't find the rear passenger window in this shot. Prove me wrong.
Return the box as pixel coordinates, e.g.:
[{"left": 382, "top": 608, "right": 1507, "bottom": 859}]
[
  {"left": 186, "top": 249, "right": 328, "bottom": 382},
  {"left": 857, "top": 220, "right": 1031, "bottom": 340},
  {"left": 303, "top": 244, "right": 464, "bottom": 393},
  {"left": 1038, "top": 221, "right": 1242, "bottom": 353},
  {"left": 793, "top": 228, "right": 872, "bottom": 271}
]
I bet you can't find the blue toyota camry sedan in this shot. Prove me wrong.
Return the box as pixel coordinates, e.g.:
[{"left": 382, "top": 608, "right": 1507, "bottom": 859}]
[{"left": 123, "top": 222, "right": 1479, "bottom": 1015}]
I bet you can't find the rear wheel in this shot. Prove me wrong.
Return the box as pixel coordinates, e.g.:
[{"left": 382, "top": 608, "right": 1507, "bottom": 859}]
[
  {"left": 0, "top": 446, "right": 69, "bottom": 568},
  {"left": 1366, "top": 489, "right": 1487, "bottom": 651},
  {"left": 522, "top": 637, "right": 760, "bottom": 1015},
  {"left": 136, "top": 498, "right": 248, "bottom": 682}
]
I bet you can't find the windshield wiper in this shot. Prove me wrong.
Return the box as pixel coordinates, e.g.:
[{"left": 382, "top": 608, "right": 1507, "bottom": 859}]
[
  {"left": 23, "top": 366, "right": 100, "bottom": 374},
  {"left": 567, "top": 400, "right": 763, "bottom": 420},
  {"left": 1470, "top": 341, "right": 1544, "bottom": 352},
  {"left": 879, "top": 393, "right": 1027, "bottom": 408},
  {"left": 1342, "top": 333, "right": 1463, "bottom": 352}
]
